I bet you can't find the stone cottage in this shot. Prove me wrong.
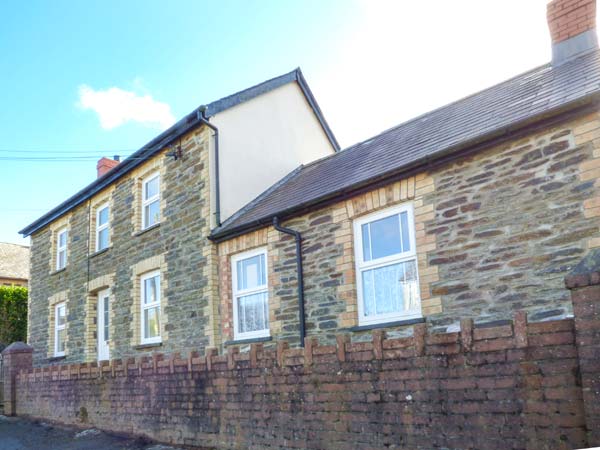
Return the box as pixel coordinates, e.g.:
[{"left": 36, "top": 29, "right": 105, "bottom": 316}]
[{"left": 20, "top": 0, "right": 600, "bottom": 366}]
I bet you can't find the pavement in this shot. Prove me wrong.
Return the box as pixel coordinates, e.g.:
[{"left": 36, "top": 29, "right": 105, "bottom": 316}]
[{"left": 0, "top": 415, "right": 187, "bottom": 450}]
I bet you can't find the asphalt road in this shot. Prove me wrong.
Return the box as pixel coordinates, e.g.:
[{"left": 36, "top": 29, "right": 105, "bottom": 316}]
[{"left": 0, "top": 416, "right": 182, "bottom": 450}]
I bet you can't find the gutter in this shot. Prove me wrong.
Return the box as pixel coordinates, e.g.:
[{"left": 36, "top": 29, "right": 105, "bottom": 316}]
[
  {"left": 272, "top": 216, "right": 306, "bottom": 347},
  {"left": 209, "top": 95, "right": 600, "bottom": 243}
]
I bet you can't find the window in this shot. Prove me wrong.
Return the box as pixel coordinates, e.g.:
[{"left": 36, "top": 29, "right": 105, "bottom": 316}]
[
  {"left": 231, "top": 248, "right": 269, "bottom": 340},
  {"left": 54, "top": 303, "right": 66, "bottom": 356},
  {"left": 142, "top": 172, "right": 160, "bottom": 229},
  {"left": 354, "top": 204, "right": 420, "bottom": 325},
  {"left": 140, "top": 271, "right": 161, "bottom": 344},
  {"left": 95, "top": 203, "right": 110, "bottom": 251},
  {"left": 56, "top": 228, "right": 68, "bottom": 270}
]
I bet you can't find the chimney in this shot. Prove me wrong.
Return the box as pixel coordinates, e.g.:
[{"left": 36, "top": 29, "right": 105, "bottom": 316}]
[
  {"left": 96, "top": 156, "right": 120, "bottom": 178},
  {"left": 548, "top": 0, "right": 598, "bottom": 64}
]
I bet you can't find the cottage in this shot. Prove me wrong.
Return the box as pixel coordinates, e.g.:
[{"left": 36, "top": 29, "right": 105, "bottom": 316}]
[
  {"left": 0, "top": 242, "right": 29, "bottom": 287},
  {"left": 21, "top": 0, "right": 600, "bottom": 367}
]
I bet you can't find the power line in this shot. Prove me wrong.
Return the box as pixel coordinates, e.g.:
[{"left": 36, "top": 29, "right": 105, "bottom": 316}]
[{"left": 0, "top": 148, "right": 138, "bottom": 154}]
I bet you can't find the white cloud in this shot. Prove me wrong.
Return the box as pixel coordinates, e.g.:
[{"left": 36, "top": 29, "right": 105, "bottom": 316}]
[{"left": 77, "top": 84, "right": 176, "bottom": 130}]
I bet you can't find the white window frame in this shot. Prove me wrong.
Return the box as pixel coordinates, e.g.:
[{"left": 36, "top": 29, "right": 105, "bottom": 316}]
[
  {"left": 141, "top": 172, "right": 160, "bottom": 230},
  {"left": 353, "top": 203, "right": 421, "bottom": 326},
  {"left": 56, "top": 227, "right": 68, "bottom": 270},
  {"left": 231, "top": 247, "right": 270, "bottom": 341},
  {"left": 95, "top": 202, "right": 110, "bottom": 252},
  {"left": 140, "top": 270, "right": 161, "bottom": 345},
  {"left": 54, "top": 302, "right": 66, "bottom": 357}
]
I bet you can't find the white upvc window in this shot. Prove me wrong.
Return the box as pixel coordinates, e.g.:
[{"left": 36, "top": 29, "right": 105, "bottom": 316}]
[
  {"left": 56, "top": 228, "right": 68, "bottom": 270},
  {"left": 54, "top": 302, "right": 66, "bottom": 357},
  {"left": 140, "top": 270, "right": 161, "bottom": 344},
  {"left": 95, "top": 203, "right": 110, "bottom": 252},
  {"left": 141, "top": 172, "right": 160, "bottom": 230},
  {"left": 231, "top": 248, "right": 269, "bottom": 340},
  {"left": 353, "top": 203, "right": 421, "bottom": 326}
]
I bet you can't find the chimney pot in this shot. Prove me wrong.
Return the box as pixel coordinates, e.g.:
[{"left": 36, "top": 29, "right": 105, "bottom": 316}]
[
  {"left": 548, "top": 0, "right": 598, "bottom": 64},
  {"left": 96, "top": 157, "right": 120, "bottom": 178}
]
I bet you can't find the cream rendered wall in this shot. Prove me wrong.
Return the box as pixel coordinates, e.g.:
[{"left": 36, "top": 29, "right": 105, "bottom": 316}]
[{"left": 210, "top": 82, "right": 336, "bottom": 226}]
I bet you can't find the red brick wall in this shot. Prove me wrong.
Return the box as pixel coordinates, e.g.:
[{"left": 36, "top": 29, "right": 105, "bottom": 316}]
[
  {"left": 548, "top": 0, "right": 596, "bottom": 44},
  {"left": 12, "top": 312, "right": 590, "bottom": 449}
]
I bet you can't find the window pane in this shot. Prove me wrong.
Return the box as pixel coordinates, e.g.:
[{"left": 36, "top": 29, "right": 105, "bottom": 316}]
[
  {"left": 103, "top": 297, "right": 109, "bottom": 341},
  {"left": 237, "top": 254, "right": 266, "bottom": 291},
  {"left": 144, "top": 306, "right": 160, "bottom": 339},
  {"left": 237, "top": 291, "right": 268, "bottom": 334},
  {"left": 58, "top": 251, "right": 66, "bottom": 269},
  {"left": 58, "top": 231, "right": 67, "bottom": 247},
  {"left": 369, "top": 214, "right": 402, "bottom": 260},
  {"left": 144, "top": 200, "right": 160, "bottom": 228},
  {"left": 98, "top": 207, "right": 109, "bottom": 226},
  {"left": 361, "top": 224, "right": 371, "bottom": 261},
  {"left": 361, "top": 260, "right": 418, "bottom": 317},
  {"left": 145, "top": 176, "right": 159, "bottom": 200},
  {"left": 57, "top": 329, "right": 66, "bottom": 353},
  {"left": 399, "top": 211, "right": 410, "bottom": 252},
  {"left": 57, "top": 306, "right": 66, "bottom": 326},
  {"left": 143, "top": 275, "right": 160, "bottom": 304},
  {"left": 98, "top": 228, "right": 109, "bottom": 250}
]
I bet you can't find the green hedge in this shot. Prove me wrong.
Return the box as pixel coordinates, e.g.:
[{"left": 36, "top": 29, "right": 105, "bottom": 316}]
[{"left": 0, "top": 286, "right": 28, "bottom": 345}]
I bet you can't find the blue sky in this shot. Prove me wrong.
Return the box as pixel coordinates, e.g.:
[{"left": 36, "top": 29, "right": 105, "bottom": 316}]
[{"left": 0, "top": 1, "right": 558, "bottom": 245}]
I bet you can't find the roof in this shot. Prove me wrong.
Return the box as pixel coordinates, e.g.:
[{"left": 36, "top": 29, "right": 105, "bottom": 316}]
[
  {"left": 211, "top": 49, "right": 600, "bottom": 241},
  {"left": 20, "top": 68, "right": 339, "bottom": 237},
  {"left": 0, "top": 243, "right": 30, "bottom": 281}
]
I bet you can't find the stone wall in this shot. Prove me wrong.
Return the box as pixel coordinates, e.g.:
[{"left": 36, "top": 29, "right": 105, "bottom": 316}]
[
  {"left": 7, "top": 304, "right": 598, "bottom": 450},
  {"left": 28, "top": 126, "right": 217, "bottom": 366},
  {"left": 216, "top": 111, "right": 600, "bottom": 345}
]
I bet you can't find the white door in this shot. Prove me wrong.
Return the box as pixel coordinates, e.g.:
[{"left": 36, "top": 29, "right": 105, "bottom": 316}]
[{"left": 97, "top": 289, "right": 110, "bottom": 361}]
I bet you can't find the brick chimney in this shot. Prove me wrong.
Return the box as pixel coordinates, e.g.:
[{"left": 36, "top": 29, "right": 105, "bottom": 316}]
[
  {"left": 548, "top": 0, "right": 598, "bottom": 64},
  {"left": 96, "top": 156, "right": 120, "bottom": 178}
]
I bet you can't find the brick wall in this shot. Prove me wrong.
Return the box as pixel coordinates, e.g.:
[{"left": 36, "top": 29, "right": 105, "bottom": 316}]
[
  {"left": 8, "top": 309, "right": 593, "bottom": 449},
  {"left": 547, "top": 0, "right": 596, "bottom": 44}
]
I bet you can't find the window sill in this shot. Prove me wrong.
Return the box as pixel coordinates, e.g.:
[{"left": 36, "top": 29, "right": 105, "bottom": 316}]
[
  {"left": 50, "top": 267, "right": 67, "bottom": 276},
  {"left": 48, "top": 355, "right": 66, "bottom": 363},
  {"left": 348, "top": 317, "right": 425, "bottom": 332},
  {"left": 134, "top": 223, "right": 160, "bottom": 237},
  {"left": 224, "top": 336, "right": 272, "bottom": 346},
  {"left": 134, "top": 342, "right": 163, "bottom": 351},
  {"left": 90, "top": 247, "right": 110, "bottom": 259}
]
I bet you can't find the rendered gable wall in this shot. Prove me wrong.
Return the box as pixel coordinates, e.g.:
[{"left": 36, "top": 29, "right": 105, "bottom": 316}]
[{"left": 211, "top": 82, "right": 336, "bottom": 225}]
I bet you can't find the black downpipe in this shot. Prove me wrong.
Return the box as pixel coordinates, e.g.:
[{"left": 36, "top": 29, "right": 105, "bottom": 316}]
[
  {"left": 272, "top": 217, "right": 306, "bottom": 347},
  {"left": 197, "top": 106, "right": 221, "bottom": 227}
]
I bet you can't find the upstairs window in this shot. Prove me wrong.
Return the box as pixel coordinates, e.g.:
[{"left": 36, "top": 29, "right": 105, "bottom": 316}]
[
  {"left": 54, "top": 302, "right": 66, "bottom": 357},
  {"left": 56, "top": 228, "right": 68, "bottom": 270},
  {"left": 95, "top": 203, "right": 110, "bottom": 251},
  {"left": 141, "top": 270, "right": 161, "bottom": 344},
  {"left": 232, "top": 248, "right": 269, "bottom": 340},
  {"left": 142, "top": 172, "right": 160, "bottom": 230},
  {"left": 354, "top": 204, "right": 421, "bottom": 325}
]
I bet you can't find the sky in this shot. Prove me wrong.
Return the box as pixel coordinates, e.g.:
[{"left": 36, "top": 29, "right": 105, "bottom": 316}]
[{"left": 0, "top": 0, "right": 573, "bottom": 246}]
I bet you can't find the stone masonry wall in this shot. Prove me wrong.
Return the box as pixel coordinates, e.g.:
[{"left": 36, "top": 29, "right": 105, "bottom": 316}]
[
  {"left": 28, "top": 126, "right": 217, "bottom": 366},
  {"left": 216, "top": 111, "right": 600, "bottom": 345},
  {"left": 11, "top": 311, "right": 591, "bottom": 450}
]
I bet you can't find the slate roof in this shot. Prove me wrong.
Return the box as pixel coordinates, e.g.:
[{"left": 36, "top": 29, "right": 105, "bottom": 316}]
[
  {"left": 20, "top": 68, "right": 338, "bottom": 237},
  {"left": 211, "top": 49, "right": 600, "bottom": 241},
  {"left": 0, "top": 243, "right": 30, "bottom": 281}
]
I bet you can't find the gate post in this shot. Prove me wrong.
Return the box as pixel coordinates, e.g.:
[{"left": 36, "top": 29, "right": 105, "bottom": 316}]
[
  {"left": 1, "top": 342, "right": 33, "bottom": 416},
  {"left": 565, "top": 249, "right": 600, "bottom": 446}
]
